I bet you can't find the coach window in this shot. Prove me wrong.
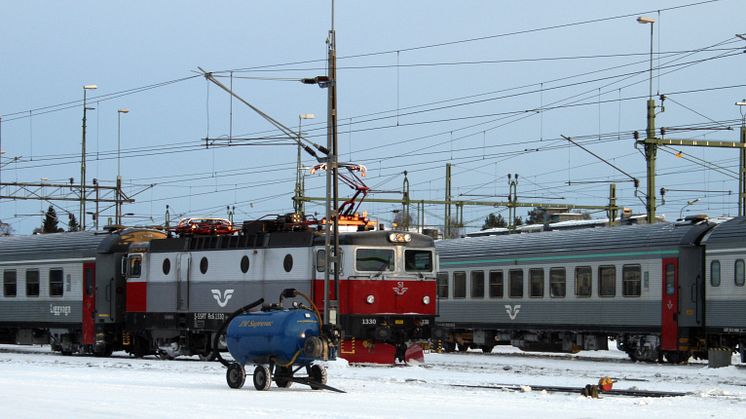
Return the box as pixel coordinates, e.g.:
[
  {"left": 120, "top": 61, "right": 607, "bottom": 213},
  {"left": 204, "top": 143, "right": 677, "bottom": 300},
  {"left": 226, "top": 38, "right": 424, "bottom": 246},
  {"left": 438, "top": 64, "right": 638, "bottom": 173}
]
[
  {"left": 471, "top": 271, "right": 485, "bottom": 298},
  {"left": 575, "top": 266, "right": 592, "bottom": 297},
  {"left": 437, "top": 272, "right": 449, "bottom": 298},
  {"left": 453, "top": 271, "right": 466, "bottom": 298},
  {"left": 49, "top": 269, "right": 64, "bottom": 297},
  {"left": 666, "top": 264, "right": 675, "bottom": 296},
  {"left": 622, "top": 264, "right": 642, "bottom": 297},
  {"left": 550, "top": 268, "right": 566, "bottom": 298},
  {"left": 509, "top": 269, "right": 523, "bottom": 299},
  {"left": 710, "top": 260, "right": 721, "bottom": 287},
  {"left": 127, "top": 255, "right": 142, "bottom": 278},
  {"left": 3, "top": 270, "right": 16, "bottom": 297},
  {"left": 529, "top": 268, "right": 544, "bottom": 298},
  {"left": 489, "top": 270, "right": 504, "bottom": 298},
  {"left": 735, "top": 259, "right": 745, "bottom": 287},
  {"left": 356, "top": 248, "right": 395, "bottom": 272},
  {"left": 26, "top": 269, "right": 40, "bottom": 297},
  {"left": 599, "top": 265, "right": 616, "bottom": 297}
]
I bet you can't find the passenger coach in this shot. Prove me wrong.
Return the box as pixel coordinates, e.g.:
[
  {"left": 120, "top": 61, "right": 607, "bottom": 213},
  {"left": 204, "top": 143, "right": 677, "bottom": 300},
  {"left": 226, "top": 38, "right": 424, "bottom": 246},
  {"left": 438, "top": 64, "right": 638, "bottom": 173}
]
[{"left": 434, "top": 218, "right": 713, "bottom": 363}]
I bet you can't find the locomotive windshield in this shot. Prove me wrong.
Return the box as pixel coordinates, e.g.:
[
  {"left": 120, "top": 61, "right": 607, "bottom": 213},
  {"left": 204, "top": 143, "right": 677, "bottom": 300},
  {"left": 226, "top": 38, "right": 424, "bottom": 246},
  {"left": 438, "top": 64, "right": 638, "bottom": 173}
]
[
  {"left": 405, "top": 250, "right": 433, "bottom": 272},
  {"left": 356, "top": 248, "right": 395, "bottom": 272},
  {"left": 127, "top": 255, "right": 142, "bottom": 278}
]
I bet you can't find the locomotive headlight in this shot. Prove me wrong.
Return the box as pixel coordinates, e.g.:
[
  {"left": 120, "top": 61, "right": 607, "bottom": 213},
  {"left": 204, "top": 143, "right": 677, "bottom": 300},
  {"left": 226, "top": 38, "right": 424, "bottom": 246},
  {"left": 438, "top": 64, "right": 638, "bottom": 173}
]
[
  {"left": 366, "top": 295, "right": 375, "bottom": 304},
  {"left": 388, "top": 232, "right": 413, "bottom": 243},
  {"left": 422, "top": 296, "right": 431, "bottom": 305}
]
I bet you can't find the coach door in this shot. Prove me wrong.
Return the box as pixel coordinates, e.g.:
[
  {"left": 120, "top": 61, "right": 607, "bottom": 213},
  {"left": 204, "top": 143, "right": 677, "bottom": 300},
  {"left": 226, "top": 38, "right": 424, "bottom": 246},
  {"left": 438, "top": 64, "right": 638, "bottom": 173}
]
[
  {"left": 82, "top": 262, "right": 96, "bottom": 345},
  {"left": 176, "top": 253, "right": 191, "bottom": 311},
  {"left": 661, "top": 258, "right": 679, "bottom": 351}
]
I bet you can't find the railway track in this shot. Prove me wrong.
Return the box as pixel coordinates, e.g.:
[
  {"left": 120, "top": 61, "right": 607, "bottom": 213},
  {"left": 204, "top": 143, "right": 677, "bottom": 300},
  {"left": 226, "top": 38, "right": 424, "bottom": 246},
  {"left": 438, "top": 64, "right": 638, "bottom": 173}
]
[{"left": 451, "top": 383, "right": 687, "bottom": 398}]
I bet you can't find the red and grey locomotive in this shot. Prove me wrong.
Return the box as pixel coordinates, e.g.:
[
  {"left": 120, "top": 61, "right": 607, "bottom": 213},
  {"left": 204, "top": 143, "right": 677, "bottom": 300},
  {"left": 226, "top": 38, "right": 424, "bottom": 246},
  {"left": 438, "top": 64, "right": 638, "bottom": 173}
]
[{"left": 125, "top": 215, "right": 437, "bottom": 363}]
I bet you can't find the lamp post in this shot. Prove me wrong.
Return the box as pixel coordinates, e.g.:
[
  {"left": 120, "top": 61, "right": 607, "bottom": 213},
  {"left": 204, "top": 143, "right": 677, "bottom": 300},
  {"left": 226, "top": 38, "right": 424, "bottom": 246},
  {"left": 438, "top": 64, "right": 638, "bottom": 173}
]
[
  {"left": 117, "top": 108, "right": 129, "bottom": 180},
  {"left": 80, "top": 84, "right": 97, "bottom": 230},
  {"left": 295, "top": 113, "right": 315, "bottom": 215},
  {"left": 680, "top": 198, "right": 699, "bottom": 220},
  {"left": 637, "top": 16, "right": 657, "bottom": 224},
  {"left": 737, "top": 100, "right": 746, "bottom": 215}
]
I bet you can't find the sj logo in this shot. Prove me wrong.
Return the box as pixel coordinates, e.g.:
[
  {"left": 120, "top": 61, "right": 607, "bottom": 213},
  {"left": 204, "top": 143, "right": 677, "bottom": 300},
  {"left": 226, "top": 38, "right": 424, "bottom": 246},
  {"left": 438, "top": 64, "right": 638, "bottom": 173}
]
[
  {"left": 211, "top": 289, "right": 234, "bottom": 307},
  {"left": 504, "top": 304, "right": 521, "bottom": 320},
  {"left": 393, "top": 281, "right": 409, "bottom": 296}
]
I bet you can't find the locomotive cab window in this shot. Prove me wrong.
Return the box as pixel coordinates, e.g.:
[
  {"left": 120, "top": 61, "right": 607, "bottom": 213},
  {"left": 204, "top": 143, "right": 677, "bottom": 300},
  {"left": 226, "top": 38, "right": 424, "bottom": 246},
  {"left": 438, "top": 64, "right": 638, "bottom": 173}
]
[
  {"left": 489, "top": 270, "right": 504, "bottom": 298},
  {"left": 471, "top": 271, "right": 485, "bottom": 298},
  {"left": 598, "top": 265, "right": 616, "bottom": 298},
  {"left": 127, "top": 255, "right": 142, "bottom": 278},
  {"left": 529, "top": 268, "right": 544, "bottom": 298},
  {"left": 710, "top": 260, "right": 721, "bottom": 287},
  {"left": 356, "top": 248, "right": 394, "bottom": 272},
  {"left": 316, "top": 249, "right": 344, "bottom": 274},
  {"left": 26, "top": 269, "right": 40, "bottom": 297},
  {"left": 3, "top": 270, "right": 16, "bottom": 297},
  {"left": 49, "top": 269, "right": 64, "bottom": 297},
  {"left": 575, "top": 266, "right": 592, "bottom": 297},
  {"left": 509, "top": 269, "right": 523, "bottom": 299},
  {"left": 405, "top": 249, "right": 433, "bottom": 272},
  {"left": 550, "top": 268, "right": 566, "bottom": 298},
  {"left": 622, "top": 264, "right": 642, "bottom": 297},
  {"left": 453, "top": 271, "right": 466, "bottom": 298},
  {"left": 437, "top": 272, "right": 449, "bottom": 298},
  {"left": 735, "top": 259, "right": 745, "bottom": 287}
]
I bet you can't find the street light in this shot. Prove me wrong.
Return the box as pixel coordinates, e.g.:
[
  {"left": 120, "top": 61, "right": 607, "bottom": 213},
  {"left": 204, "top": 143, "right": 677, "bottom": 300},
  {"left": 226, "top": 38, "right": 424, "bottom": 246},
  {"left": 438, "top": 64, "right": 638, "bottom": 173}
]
[
  {"left": 680, "top": 198, "right": 699, "bottom": 220},
  {"left": 295, "top": 113, "right": 315, "bottom": 215},
  {"left": 117, "top": 108, "right": 129, "bottom": 180},
  {"left": 737, "top": 100, "right": 746, "bottom": 215},
  {"left": 637, "top": 16, "right": 657, "bottom": 225},
  {"left": 80, "top": 84, "right": 97, "bottom": 230},
  {"left": 637, "top": 16, "right": 655, "bottom": 100}
]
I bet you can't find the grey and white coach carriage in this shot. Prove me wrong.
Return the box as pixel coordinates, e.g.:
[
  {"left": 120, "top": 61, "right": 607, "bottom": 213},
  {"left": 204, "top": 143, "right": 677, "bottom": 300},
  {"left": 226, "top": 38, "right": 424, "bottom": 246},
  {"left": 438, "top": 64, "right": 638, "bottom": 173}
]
[
  {"left": 0, "top": 228, "right": 166, "bottom": 355},
  {"left": 434, "top": 216, "right": 746, "bottom": 364}
]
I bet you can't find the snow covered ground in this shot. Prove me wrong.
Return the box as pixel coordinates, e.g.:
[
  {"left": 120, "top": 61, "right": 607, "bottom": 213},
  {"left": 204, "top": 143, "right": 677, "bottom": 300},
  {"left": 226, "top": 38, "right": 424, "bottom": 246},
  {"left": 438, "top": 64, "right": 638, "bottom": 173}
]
[{"left": 1, "top": 343, "right": 745, "bottom": 418}]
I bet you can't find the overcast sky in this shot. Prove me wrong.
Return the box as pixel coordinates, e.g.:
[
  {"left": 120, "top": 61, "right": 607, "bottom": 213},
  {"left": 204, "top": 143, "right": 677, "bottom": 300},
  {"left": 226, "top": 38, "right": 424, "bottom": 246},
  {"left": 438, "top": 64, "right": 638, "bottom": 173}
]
[{"left": 1, "top": 0, "right": 744, "bottom": 234}]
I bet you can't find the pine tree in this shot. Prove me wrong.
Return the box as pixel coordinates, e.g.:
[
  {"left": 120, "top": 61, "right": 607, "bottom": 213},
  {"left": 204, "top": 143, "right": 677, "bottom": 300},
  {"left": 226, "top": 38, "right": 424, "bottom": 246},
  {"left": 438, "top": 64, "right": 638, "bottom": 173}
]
[
  {"left": 526, "top": 208, "right": 547, "bottom": 225},
  {"left": 68, "top": 213, "right": 80, "bottom": 232},
  {"left": 481, "top": 213, "right": 507, "bottom": 230},
  {"left": 41, "top": 206, "right": 64, "bottom": 233}
]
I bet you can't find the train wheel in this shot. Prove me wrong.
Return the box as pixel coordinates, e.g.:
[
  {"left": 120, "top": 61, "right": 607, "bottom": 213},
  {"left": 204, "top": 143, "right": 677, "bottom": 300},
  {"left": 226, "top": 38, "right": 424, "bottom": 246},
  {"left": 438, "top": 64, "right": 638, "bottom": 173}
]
[
  {"left": 94, "top": 344, "right": 114, "bottom": 358},
  {"left": 442, "top": 341, "right": 456, "bottom": 353},
  {"left": 480, "top": 345, "right": 494, "bottom": 353},
  {"left": 198, "top": 350, "right": 216, "bottom": 362},
  {"left": 253, "top": 365, "right": 272, "bottom": 391},
  {"left": 226, "top": 363, "right": 246, "bottom": 389},
  {"left": 664, "top": 351, "right": 690, "bottom": 365},
  {"left": 308, "top": 364, "right": 327, "bottom": 390},
  {"left": 274, "top": 366, "right": 293, "bottom": 388},
  {"left": 457, "top": 343, "right": 469, "bottom": 352}
]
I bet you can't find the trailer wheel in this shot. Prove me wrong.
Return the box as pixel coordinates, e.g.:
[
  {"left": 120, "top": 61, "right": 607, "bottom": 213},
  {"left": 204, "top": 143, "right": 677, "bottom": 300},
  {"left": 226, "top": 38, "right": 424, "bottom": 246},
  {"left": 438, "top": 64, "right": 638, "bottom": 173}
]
[
  {"left": 253, "top": 365, "right": 272, "bottom": 391},
  {"left": 226, "top": 363, "right": 246, "bottom": 389},
  {"left": 274, "top": 366, "right": 293, "bottom": 388},
  {"left": 308, "top": 364, "right": 327, "bottom": 390}
]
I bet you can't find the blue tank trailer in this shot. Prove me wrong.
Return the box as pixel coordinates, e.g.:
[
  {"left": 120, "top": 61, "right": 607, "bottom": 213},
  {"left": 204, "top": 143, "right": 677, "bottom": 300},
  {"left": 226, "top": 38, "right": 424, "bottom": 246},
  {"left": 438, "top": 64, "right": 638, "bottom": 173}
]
[{"left": 215, "top": 289, "right": 343, "bottom": 392}]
